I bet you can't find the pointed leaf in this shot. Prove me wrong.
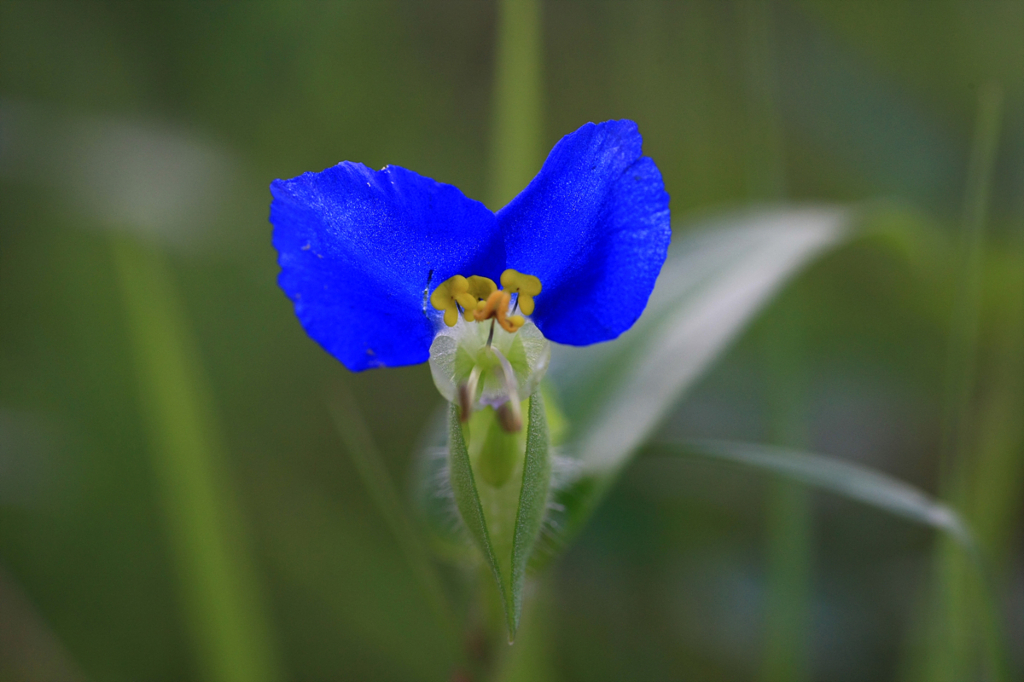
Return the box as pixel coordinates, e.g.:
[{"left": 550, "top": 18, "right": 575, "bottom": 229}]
[
  {"left": 558, "top": 207, "right": 851, "bottom": 473},
  {"left": 540, "top": 207, "right": 855, "bottom": 560},
  {"left": 508, "top": 391, "right": 551, "bottom": 639},
  {"left": 445, "top": 394, "right": 551, "bottom": 642},
  {"left": 648, "top": 439, "right": 973, "bottom": 545},
  {"left": 446, "top": 403, "right": 508, "bottom": 610}
]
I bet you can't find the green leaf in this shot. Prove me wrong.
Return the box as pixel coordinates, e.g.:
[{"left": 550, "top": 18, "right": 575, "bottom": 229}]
[
  {"left": 446, "top": 401, "right": 506, "bottom": 606},
  {"left": 647, "top": 439, "right": 972, "bottom": 545},
  {"left": 111, "top": 236, "right": 281, "bottom": 682},
  {"left": 540, "top": 208, "right": 854, "bottom": 560},
  {"left": 509, "top": 391, "right": 551, "bottom": 640},
  {"left": 412, "top": 413, "right": 474, "bottom": 563},
  {"left": 560, "top": 207, "right": 851, "bottom": 473},
  {"left": 445, "top": 392, "right": 551, "bottom": 641}
]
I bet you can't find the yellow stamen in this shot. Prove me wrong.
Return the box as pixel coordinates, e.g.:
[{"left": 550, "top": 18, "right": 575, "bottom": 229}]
[
  {"left": 467, "top": 275, "right": 497, "bottom": 299},
  {"left": 430, "top": 271, "right": 539, "bottom": 331},
  {"left": 430, "top": 275, "right": 468, "bottom": 327},
  {"left": 463, "top": 275, "right": 497, "bottom": 320},
  {"left": 472, "top": 289, "right": 523, "bottom": 333},
  {"left": 474, "top": 289, "right": 506, "bottom": 322},
  {"left": 500, "top": 269, "right": 542, "bottom": 316}
]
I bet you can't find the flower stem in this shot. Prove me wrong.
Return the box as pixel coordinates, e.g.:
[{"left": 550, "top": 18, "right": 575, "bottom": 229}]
[
  {"left": 482, "top": 0, "right": 547, "bottom": 671},
  {"left": 489, "top": 0, "right": 544, "bottom": 210}
]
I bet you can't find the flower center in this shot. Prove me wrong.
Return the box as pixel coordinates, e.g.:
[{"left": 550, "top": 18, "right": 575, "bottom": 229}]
[
  {"left": 429, "top": 269, "right": 542, "bottom": 333},
  {"left": 427, "top": 273, "right": 550, "bottom": 433}
]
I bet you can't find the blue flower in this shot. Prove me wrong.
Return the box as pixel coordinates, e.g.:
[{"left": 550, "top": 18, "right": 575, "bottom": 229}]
[{"left": 270, "top": 120, "right": 671, "bottom": 372}]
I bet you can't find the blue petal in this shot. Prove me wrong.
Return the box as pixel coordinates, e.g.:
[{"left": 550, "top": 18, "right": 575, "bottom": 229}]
[
  {"left": 497, "top": 120, "right": 671, "bottom": 346},
  {"left": 271, "top": 162, "right": 503, "bottom": 371}
]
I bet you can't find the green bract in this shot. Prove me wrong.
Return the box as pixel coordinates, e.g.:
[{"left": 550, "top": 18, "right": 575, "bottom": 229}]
[
  {"left": 447, "top": 394, "right": 550, "bottom": 642},
  {"left": 426, "top": 315, "right": 553, "bottom": 640}
]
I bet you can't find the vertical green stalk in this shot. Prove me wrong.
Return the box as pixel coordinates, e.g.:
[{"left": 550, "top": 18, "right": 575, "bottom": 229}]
[
  {"left": 489, "top": 0, "right": 544, "bottom": 209},
  {"left": 328, "top": 389, "right": 460, "bottom": 654},
  {"left": 761, "top": 479, "right": 812, "bottom": 681},
  {"left": 938, "top": 83, "right": 1003, "bottom": 485},
  {"left": 485, "top": 0, "right": 546, "bottom": 674},
  {"left": 922, "top": 83, "right": 1005, "bottom": 682},
  {"left": 743, "top": 0, "right": 786, "bottom": 202},
  {"left": 759, "top": 297, "right": 813, "bottom": 682},
  {"left": 111, "top": 237, "right": 280, "bottom": 682},
  {"left": 744, "top": 4, "right": 811, "bottom": 681},
  {"left": 969, "top": 196, "right": 1024, "bottom": 593},
  {"left": 966, "top": 192, "right": 1024, "bottom": 682}
]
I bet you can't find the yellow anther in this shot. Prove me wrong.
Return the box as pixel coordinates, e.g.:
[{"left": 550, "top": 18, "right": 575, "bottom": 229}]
[
  {"left": 431, "top": 272, "right": 536, "bottom": 332},
  {"left": 431, "top": 274, "right": 501, "bottom": 326},
  {"left": 500, "top": 269, "right": 542, "bottom": 316},
  {"left": 430, "top": 275, "right": 470, "bottom": 327},
  {"left": 462, "top": 275, "right": 497, "bottom": 320},
  {"left": 467, "top": 275, "right": 497, "bottom": 299}
]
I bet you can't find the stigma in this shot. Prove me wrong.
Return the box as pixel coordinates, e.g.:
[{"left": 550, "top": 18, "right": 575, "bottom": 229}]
[{"left": 430, "top": 269, "right": 542, "bottom": 333}]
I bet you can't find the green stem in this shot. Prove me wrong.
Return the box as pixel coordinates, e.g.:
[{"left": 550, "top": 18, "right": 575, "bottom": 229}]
[
  {"left": 758, "top": 293, "right": 813, "bottom": 682},
  {"left": 483, "top": 0, "right": 548, "bottom": 675},
  {"left": 743, "top": 4, "right": 811, "bottom": 679},
  {"left": 938, "top": 82, "right": 1003, "bottom": 486},
  {"left": 490, "top": 0, "right": 544, "bottom": 210},
  {"left": 924, "top": 82, "right": 1006, "bottom": 682}
]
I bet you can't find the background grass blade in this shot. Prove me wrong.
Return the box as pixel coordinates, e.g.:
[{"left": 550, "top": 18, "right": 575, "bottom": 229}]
[
  {"left": 111, "top": 236, "right": 280, "bottom": 682},
  {"left": 965, "top": 210, "right": 1024, "bottom": 682},
  {"left": 923, "top": 81, "right": 1007, "bottom": 682},
  {"left": 938, "top": 83, "right": 1003, "bottom": 482},
  {"left": 758, "top": 294, "right": 813, "bottom": 682},
  {"left": 535, "top": 207, "right": 853, "bottom": 568},
  {"left": 646, "top": 439, "right": 972, "bottom": 545},
  {"left": 328, "top": 389, "right": 460, "bottom": 654}
]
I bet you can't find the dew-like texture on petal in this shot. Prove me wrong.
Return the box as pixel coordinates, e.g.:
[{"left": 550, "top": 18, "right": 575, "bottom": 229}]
[
  {"left": 271, "top": 162, "right": 504, "bottom": 371},
  {"left": 497, "top": 120, "right": 671, "bottom": 346}
]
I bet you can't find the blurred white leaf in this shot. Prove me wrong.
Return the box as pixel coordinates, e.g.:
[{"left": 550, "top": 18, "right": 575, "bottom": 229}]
[
  {"left": 0, "top": 99, "right": 236, "bottom": 249},
  {"left": 532, "top": 207, "right": 855, "bottom": 564},
  {"left": 651, "top": 439, "right": 971, "bottom": 544},
  {"left": 554, "top": 207, "right": 851, "bottom": 474}
]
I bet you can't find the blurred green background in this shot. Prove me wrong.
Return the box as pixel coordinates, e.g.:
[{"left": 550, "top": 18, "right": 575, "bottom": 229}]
[{"left": 1, "top": 1, "right": 1021, "bottom": 681}]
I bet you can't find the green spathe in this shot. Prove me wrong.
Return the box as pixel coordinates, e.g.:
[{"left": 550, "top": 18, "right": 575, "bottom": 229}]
[
  {"left": 467, "top": 404, "right": 525, "bottom": 488},
  {"left": 447, "top": 392, "right": 551, "bottom": 641}
]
